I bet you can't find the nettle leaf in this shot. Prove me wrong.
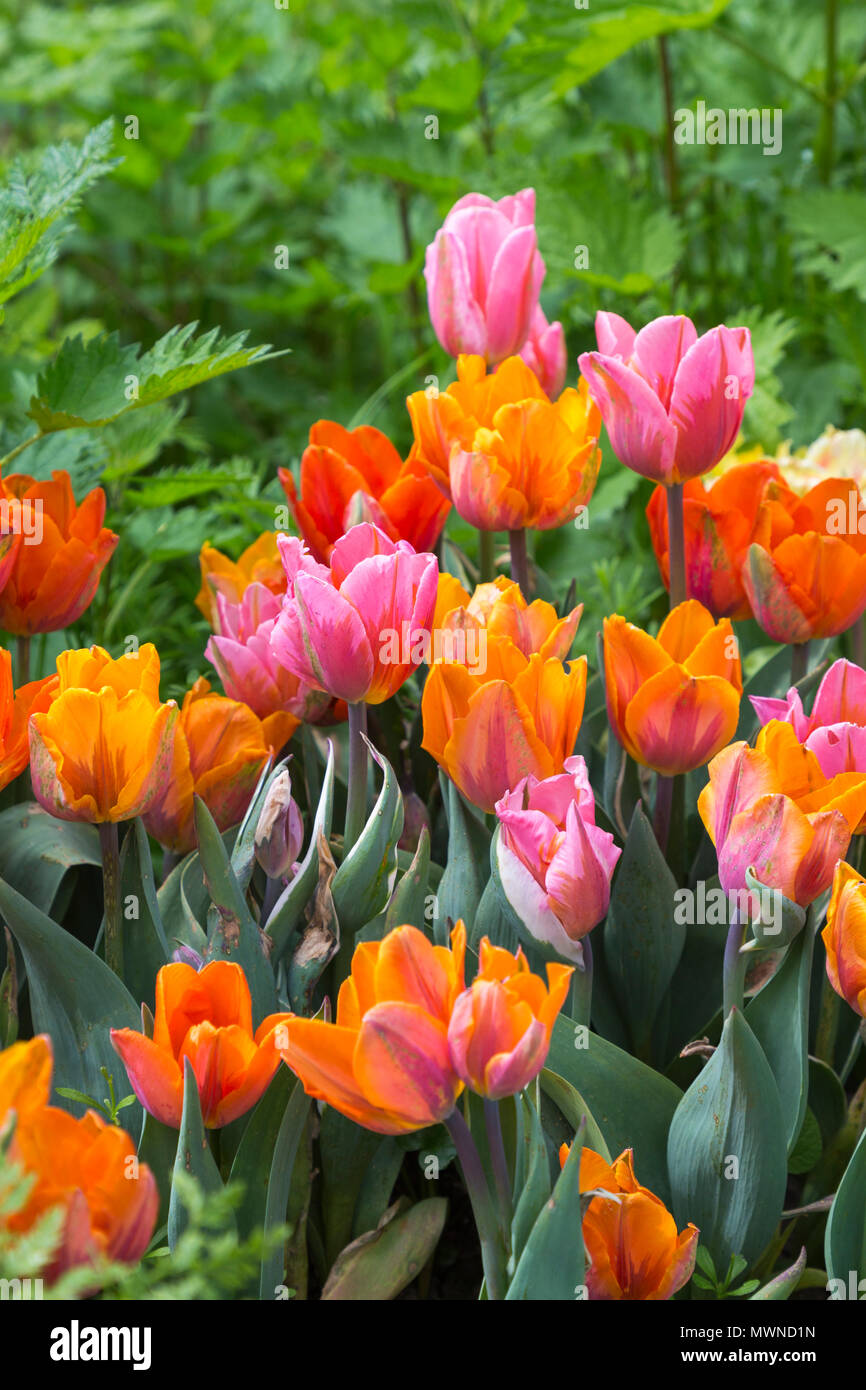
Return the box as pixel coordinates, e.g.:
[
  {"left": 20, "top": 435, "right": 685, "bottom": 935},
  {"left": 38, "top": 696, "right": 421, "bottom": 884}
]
[
  {"left": 28, "top": 322, "right": 286, "bottom": 433},
  {"left": 0, "top": 118, "right": 119, "bottom": 306}
]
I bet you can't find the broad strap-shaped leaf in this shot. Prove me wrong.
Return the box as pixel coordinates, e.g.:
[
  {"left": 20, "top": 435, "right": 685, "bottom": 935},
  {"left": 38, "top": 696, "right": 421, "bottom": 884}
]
[
  {"left": 266, "top": 741, "right": 335, "bottom": 962},
  {"left": 0, "top": 802, "right": 100, "bottom": 917},
  {"left": 505, "top": 1134, "right": 585, "bottom": 1300},
  {"left": 168, "top": 1057, "right": 225, "bottom": 1252},
  {"left": 745, "top": 914, "right": 816, "bottom": 1155},
  {"left": 321, "top": 1198, "right": 447, "bottom": 1301},
  {"left": 331, "top": 738, "right": 403, "bottom": 937},
  {"left": 825, "top": 1121, "right": 866, "bottom": 1292}
]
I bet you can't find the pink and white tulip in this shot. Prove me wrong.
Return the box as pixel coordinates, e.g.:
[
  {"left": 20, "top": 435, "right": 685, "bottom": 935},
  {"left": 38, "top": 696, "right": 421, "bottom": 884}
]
[
  {"left": 578, "top": 312, "right": 754, "bottom": 485},
  {"left": 495, "top": 756, "right": 621, "bottom": 965},
  {"left": 206, "top": 583, "right": 332, "bottom": 724}
]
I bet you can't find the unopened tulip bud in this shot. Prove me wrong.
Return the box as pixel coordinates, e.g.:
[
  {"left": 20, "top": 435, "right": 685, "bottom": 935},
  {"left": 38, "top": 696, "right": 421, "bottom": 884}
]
[{"left": 254, "top": 770, "right": 304, "bottom": 880}]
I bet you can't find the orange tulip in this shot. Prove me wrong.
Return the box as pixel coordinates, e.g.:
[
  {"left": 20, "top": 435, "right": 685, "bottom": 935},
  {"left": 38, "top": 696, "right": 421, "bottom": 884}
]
[
  {"left": 29, "top": 644, "right": 178, "bottom": 824},
  {"left": 423, "top": 577, "right": 586, "bottom": 812},
  {"left": 0, "top": 645, "right": 57, "bottom": 791},
  {"left": 447, "top": 938, "right": 572, "bottom": 1099},
  {"left": 1, "top": 1036, "right": 158, "bottom": 1280},
  {"left": 558, "top": 1143, "right": 699, "bottom": 1301},
  {"left": 603, "top": 600, "right": 742, "bottom": 776},
  {"left": 743, "top": 476, "right": 866, "bottom": 643},
  {"left": 195, "top": 531, "right": 285, "bottom": 630},
  {"left": 646, "top": 460, "right": 792, "bottom": 620},
  {"left": 278, "top": 419, "right": 450, "bottom": 563},
  {"left": 111, "top": 961, "right": 292, "bottom": 1129},
  {"left": 0, "top": 470, "right": 117, "bottom": 635},
  {"left": 143, "top": 676, "right": 297, "bottom": 855},
  {"left": 276, "top": 923, "right": 466, "bottom": 1136},
  {"left": 407, "top": 355, "right": 601, "bottom": 532},
  {"left": 822, "top": 860, "right": 866, "bottom": 1019}
]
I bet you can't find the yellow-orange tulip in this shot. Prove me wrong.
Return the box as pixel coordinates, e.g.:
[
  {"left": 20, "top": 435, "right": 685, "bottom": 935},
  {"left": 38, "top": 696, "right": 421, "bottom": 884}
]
[
  {"left": 28, "top": 644, "right": 178, "bottom": 824},
  {"left": 822, "top": 859, "right": 866, "bottom": 1018},
  {"left": 1, "top": 1036, "right": 158, "bottom": 1280},
  {"left": 194, "top": 531, "right": 285, "bottom": 631},
  {"left": 111, "top": 961, "right": 292, "bottom": 1129},
  {"left": 143, "top": 676, "right": 297, "bottom": 855},
  {"left": 603, "top": 600, "right": 742, "bottom": 776},
  {"left": 558, "top": 1143, "right": 699, "bottom": 1300},
  {"left": 276, "top": 923, "right": 466, "bottom": 1136},
  {"left": 0, "top": 646, "right": 57, "bottom": 792},
  {"left": 447, "top": 938, "right": 572, "bottom": 1099}
]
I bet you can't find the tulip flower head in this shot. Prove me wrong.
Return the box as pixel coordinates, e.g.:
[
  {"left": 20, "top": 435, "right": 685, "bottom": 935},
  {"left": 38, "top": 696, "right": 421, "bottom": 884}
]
[
  {"left": 254, "top": 768, "right": 304, "bottom": 880},
  {"left": 822, "top": 859, "right": 866, "bottom": 1019},
  {"left": 0, "top": 645, "right": 57, "bottom": 792},
  {"left": 558, "top": 1143, "right": 699, "bottom": 1301},
  {"left": 518, "top": 305, "right": 567, "bottom": 399},
  {"left": 111, "top": 961, "right": 292, "bottom": 1129},
  {"left": 447, "top": 938, "right": 572, "bottom": 1100},
  {"left": 1, "top": 1035, "right": 158, "bottom": 1280},
  {"left": 604, "top": 600, "right": 742, "bottom": 776},
  {"left": 424, "top": 188, "right": 545, "bottom": 365},
  {"left": 751, "top": 658, "right": 866, "bottom": 809},
  {"left": 495, "top": 756, "right": 621, "bottom": 965},
  {"left": 276, "top": 923, "right": 466, "bottom": 1135},
  {"left": 278, "top": 420, "right": 450, "bottom": 563},
  {"left": 578, "top": 312, "right": 754, "bottom": 486},
  {"left": 270, "top": 524, "right": 438, "bottom": 707},
  {"left": 195, "top": 531, "right": 285, "bottom": 631}
]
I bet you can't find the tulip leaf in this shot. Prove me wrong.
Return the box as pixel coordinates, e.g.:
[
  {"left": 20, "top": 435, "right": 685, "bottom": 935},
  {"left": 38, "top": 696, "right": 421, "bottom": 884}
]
[
  {"left": 433, "top": 773, "right": 491, "bottom": 946},
  {"left": 0, "top": 874, "right": 143, "bottom": 1129},
  {"left": 157, "top": 848, "right": 208, "bottom": 952},
  {"left": 168, "top": 1056, "right": 226, "bottom": 1252},
  {"left": 604, "top": 801, "right": 684, "bottom": 1061},
  {"left": 257, "top": 1072, "right": 311, "bottom": 1300},
  {"left": 138, "top": 1110, "right": 181, "bottom": 1229},
  {"left": 505, "top": 1134, "right": 585, "bottom": 1300},
  {"left": 229, "top": 1065, "right": 296, "bottom": 1242},
  {"left": 195, "top": 796, "right": 278, "bottom": 1028},
  {"left": 266, "top": 740, "right": 335, "bottom": 962},
  {"left": 352, "top": 1138, "right": 406, "bottom": 1240},
  {"left": 825, "top": 1119, "right": 866, "bottom": 1289},
  {"left": 510, "top": 1091, "right": 552, "bottom": 1270},
  {"left": 546, "top": 1014, "right": 681, "bottom": 1206},
  {"left": 808, "top": 1056, "right": 847, "bottom": 1145},
  {"left": 321, "top": 1197, "right": 448, "bottom": 1300},
  {"left": 117, "top": 818, "right": 172, "bottom": 1013},
  {"left": 750, "top": 1246, "right": 807, "bottom": 1301},
  {"left": 230, "top": 753, "right": 283, "bottom": 891},
  {"left": 745, "top": 915, "right": 816, "bottom": 1155},
  {"left": 319, "top": 1105, "right": 384, "bottom": 1269},
  {"left": 539, "top": 1068, "right": 611, "bottom": 1163},
  {"left": 742, "top": 865, "right": 806, "bottom": 949},
  {"left": 382, "top": 825, "right": 431, "bottom": 934},
  {"left": 331, "top": 738, "right": 403, "bottom": 938},
  {"left": 472, "top": 841, "right": 521, "bottom": 955},
  {"left": 0, "top": 802, "right": 100, "bottom": 916},
  {"left": 667, "top": 1008, "right": 788, "bottom": 1270}
]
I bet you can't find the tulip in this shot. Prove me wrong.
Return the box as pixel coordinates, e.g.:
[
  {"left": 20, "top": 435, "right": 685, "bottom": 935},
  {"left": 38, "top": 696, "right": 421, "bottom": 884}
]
[
  {"left": 254, "top": 768, "right": 304, "bottom": 880},
  {"left": 1, "top": 1036, "right": 158, "bottom": 1280},
  {"left": 407, "top": 355, "right": 600, "bottom": 534},
  {"left": 143, "top": 677, "right": 296, "bottom": 855},
  {"left": 270, "top": 524, "right": 438, "bottom": 706},
  {"left": 0, "top": 470, "right": 118, "bottom": 634},
  {"left": 495, "top": 756, "right": 621, "bottom": 965},
  {"left": 518, "top": 306, "right": 567, "bottom": 399},
  {"left": 29, "top": 644, "right": 178, "bottom": 824},
  {"left": 276, "top": 923, "right": 466, "bottom": 1135},
  {"left": 424, "top": 188, "right": 544, "bottom": 364},
  {"left": 206, "top": 582, "right": 333, "bottom": 725},
  {"left": 578, "top": 312, "right": 754, "bottom": 486},
  {"left": 645, "top": 460, "right": 791, "bottom": 619},
  {"left": 278, "top": 419, "right": 450, "bottom": 563},
  {"left": 603, "top": 601, "right": 742, "bottom": 776},
  {"left": 195, "top": 531, "right": 285, "bottom": 631},
  {"left": 447, "top": 938, "right": 572, "bottom": 1099},
  {"left": 558, "top": 1143, "right": 699, "bottom": 1301},
  {"left": 743, "top": 477, "right": 866, "bottom": 644},
  {"left": 781, "top": 425, "right": 866, "bottom": 495},
  {"left": 111, "top": 961, "right": 292, "bottom": 1129},
  {"left": 822, "top": 860, "right": 866, "bottom": 1019},
  {"left": 698, "top": 720, "right": 866, "bottom": 905},
  {"left": 434, "top": 571, "right": 583, "bottom": 662},
  {"left": 0, "top": 645, "right": 57, "bottom": 792}
]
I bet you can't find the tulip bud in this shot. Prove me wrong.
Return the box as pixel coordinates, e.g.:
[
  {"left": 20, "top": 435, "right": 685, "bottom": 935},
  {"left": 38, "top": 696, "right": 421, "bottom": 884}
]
[{"left": 254, "top": 769, "right": 304, "bottom": 880}]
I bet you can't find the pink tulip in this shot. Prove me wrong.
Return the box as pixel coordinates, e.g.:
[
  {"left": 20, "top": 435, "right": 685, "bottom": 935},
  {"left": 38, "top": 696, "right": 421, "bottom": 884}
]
[
  {"left": 518, "top": 305, "right": 567, "bottom": 398},
  {"left": 270, "top": 524, "right": 438, "bottom": 706},
  {"left": 206, "top": 583, "right": 332, "bottom": 724},
  {"left": 578, "top": 312, "right": 755, "bottom": 485},
  {"left": 424, "top": 189, "right": 545, "bottom": 364},
  {"left": 495, "top": 756, "right": 621, "bottom": 965},
  {"left": 751, "top": 658, "right": 866, "bottom": 791}
]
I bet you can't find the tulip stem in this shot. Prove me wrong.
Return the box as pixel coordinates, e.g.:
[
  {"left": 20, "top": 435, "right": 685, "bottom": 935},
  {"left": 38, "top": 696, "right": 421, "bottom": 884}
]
[
  {"left": 344, "top": 702, "right": 368, "bottom": 853},
  {"left": 569, "top": 936, "right": 593, "bottom": 1029},
  {"left": 478, "top": 528, "right": 495, "bottom": 583},
  {"left": 840, "top": 1022, "right": 865, "bottom": 1086},
  {"left": 445, "top": 1107, "right": 507, "bottom": 1300},
  {"left": 99, "top": 821, "right": 123, "bottom": 979},
  {"left": 508, "top": 529, "right": 530, "bottom": 596},
  {"left": 791, "top": 641, "right": 810, "bottom": 685},
  {"left": 815, "top": 970, "right": 841, "bottom": 1067},
  {"left": 852, "top": 616, "right": 866, "bottom": 671},
  {"left": 722, "top": 912, "right": 747, "bottom": 1018},
  {"left": 483, "top": 1099, "right": 512, "bottom": 1240},
  {"left": 15, "top": 635, "right": 30, "bottom": 686},
  {"left": 666, "top": 482, "right": 686, "bottom": 608}
]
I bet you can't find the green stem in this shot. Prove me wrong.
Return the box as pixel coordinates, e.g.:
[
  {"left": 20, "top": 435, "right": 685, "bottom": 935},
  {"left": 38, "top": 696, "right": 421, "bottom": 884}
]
[
  {"left": 818, "top": 0, "right": 838, "bottom": 183},
  {"left": 344, "top": 702, "right": 368, "bottom": 853},
  {"left": 569, "top": 936, "right": 593, "bottom": 1029},
  {"left": 815, "top": 970, "right": 841, "bottom": 1066},
  {"left": 0, "top": 433, "right": 42, "bottom": 474},
  {"left": 839, "top": 1022, "right": 865, "bottom": 1087},
  {"left": 666, "top": 482, "right": 686, "bottom": 608},
  {"left": 99, "top": 822, "right": 123, "bottom": 979},
  {"left": 508, "top": 529, "right": 529, "bottom": 596},
  {"left": 483, "top": 1099, "right": 512, "bottom": 1242},
  {"left": 478, "top": 529, "right": 495, "bottom": 583},
  {"left": 445, "top": 1107, "right": 506, "bottom": 1299},
  {"left": 791, "top": 640, "right": 810, "bottom": 686},
  {"left": 852, "top": 615, "right": 866, "bottom": 671},
  {"left": 657, "top": 35, "right": 679, "bottom": 208},
  {"left": 722, "top": 912, "right": 747, "bottom": 1018},
  {"left": 15, "top": 635, "right": 30, "bottom": 687}
]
